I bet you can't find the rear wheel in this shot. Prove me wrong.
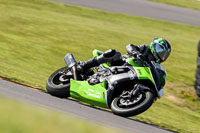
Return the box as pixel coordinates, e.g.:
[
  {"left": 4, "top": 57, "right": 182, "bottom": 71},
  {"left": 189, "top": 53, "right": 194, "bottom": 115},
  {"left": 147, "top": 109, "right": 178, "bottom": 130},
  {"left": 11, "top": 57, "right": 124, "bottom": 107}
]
[
  {"left": 111, "top": 88, "right": 155, "bottom": 117},
  {"left": 46, "top": 66, "right": 72, "bottom": 98}
]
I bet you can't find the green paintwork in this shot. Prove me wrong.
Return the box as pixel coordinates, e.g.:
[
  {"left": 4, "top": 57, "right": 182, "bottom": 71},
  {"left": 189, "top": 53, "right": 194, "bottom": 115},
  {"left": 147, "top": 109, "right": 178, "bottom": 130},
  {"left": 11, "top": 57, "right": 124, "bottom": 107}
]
[
  {"left": 127, "top": 58, "right": 155, "bottom": 86},
  {"left": 102, "top": 63, "right": 110, "bottom": 68},
  {"left": 134, "top": 67, "right": 155, "bottom": 85},
  {"left": 92, "top": 49, "right": 103, "bottom": 57},
  {"left": 127, "top": 58, "right": 140, "bottom": 67},
  {"left": 70, "top": 80, "right": 107, "bottom": 108}
]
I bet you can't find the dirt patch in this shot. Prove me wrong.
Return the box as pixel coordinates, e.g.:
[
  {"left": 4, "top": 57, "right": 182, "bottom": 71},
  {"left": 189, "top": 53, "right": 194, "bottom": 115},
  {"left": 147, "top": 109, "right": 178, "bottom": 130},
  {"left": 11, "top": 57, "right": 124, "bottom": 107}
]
[{"left": 166, "top": 95, "right": 185, "bottom": 107}]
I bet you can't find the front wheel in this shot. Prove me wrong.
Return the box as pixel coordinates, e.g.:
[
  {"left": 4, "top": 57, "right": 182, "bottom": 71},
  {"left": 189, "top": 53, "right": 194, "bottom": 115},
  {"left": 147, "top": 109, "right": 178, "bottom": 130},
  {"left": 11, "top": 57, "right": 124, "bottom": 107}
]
[
  {"left": 46, "top": 66, "right": 72, "bottom": 98},
  {"left": 111, "top": 90, "right": 155, "bottom": 117}
]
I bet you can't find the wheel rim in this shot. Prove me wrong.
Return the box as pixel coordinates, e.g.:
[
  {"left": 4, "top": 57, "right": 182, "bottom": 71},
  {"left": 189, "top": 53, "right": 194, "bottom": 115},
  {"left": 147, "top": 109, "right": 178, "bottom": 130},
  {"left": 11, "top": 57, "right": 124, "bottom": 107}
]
[
  {"left": 51, "top": 68, "right": 72, "bottom": 86},
  {"left": 115, "top": 91, "right": 146, "bottom": 109}
]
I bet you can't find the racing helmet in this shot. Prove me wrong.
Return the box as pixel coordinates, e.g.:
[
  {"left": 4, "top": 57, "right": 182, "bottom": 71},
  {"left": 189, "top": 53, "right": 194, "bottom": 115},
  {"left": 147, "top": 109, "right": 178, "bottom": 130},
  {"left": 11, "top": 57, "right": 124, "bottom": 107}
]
[{"left": 150, "top": 38, "right": 171, "bottom": 63}]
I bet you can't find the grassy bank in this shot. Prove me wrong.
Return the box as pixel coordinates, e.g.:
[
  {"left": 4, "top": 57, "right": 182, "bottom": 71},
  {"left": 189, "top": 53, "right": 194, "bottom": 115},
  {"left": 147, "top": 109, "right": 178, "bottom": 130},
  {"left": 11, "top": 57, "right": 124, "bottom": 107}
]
[
  {"left": 149, "top": 0, "right": 200, "bottom": 10},
  {"left": 0, "top": 96, "right": 126, "bottom": 133},
  {"left": 0, "top": 0, "right": 200, "bottom": 132}
]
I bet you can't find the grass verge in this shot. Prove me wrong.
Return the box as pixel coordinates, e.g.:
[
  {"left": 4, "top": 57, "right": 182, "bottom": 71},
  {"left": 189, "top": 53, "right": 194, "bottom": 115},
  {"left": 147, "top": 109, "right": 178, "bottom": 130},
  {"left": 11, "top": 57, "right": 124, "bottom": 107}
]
[
  {"left": 0, "top": 96, "right": 126, "bottom": 133},
  {"left": 0, "top": 0, "right": 200, "bottom": 132},
  {"left": 149, "top": 0, "right": 200, "bottom": 10}
]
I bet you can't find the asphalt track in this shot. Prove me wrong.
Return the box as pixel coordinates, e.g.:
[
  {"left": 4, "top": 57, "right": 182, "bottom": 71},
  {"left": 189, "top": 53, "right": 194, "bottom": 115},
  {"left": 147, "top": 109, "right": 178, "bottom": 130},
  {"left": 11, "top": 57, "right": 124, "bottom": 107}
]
[
  {"left": 0, "top": 79, "right": 174, "bottom": 133},
  {"left": 51, "top": 0, "right": 200, "bottom": 26}
]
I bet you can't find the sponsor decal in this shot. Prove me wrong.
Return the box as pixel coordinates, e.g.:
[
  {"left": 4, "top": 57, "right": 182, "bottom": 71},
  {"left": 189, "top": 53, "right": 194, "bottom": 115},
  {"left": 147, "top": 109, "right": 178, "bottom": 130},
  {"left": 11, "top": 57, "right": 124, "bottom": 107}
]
[
  {"left": 86, "top": 91, "right": 100, "bottom": 99},
  {"left": 137, "top": 69, "right": 142, "bottom": 75},
  {"left": 88, "top": 89, "right": 94, "bottom": 92}
]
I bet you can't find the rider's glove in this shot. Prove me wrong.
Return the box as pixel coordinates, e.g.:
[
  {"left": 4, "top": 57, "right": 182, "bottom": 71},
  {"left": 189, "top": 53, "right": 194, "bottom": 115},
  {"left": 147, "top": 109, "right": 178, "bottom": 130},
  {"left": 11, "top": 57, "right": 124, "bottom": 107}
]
[
  {"left": 137, "top": 53, "right": 145, "bottom": 61},
  {"left": 131, "top": 51, "right": 145, "bottom": 60}
]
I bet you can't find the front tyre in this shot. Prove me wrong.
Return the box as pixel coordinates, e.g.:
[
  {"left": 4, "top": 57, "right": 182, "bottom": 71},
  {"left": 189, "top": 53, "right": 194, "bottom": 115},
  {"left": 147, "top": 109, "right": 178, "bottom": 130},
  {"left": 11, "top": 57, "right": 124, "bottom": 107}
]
[
  {"left": 46, "top": 66, "right": 72, "bottom": 98},
  {"left": 111, "top": 90, "right": 155, "bottom": 117}
]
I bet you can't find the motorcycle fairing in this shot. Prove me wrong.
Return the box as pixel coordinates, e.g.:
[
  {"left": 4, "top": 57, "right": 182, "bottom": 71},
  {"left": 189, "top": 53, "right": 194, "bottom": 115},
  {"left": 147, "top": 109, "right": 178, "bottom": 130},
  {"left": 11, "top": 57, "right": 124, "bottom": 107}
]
[
  {"left": 135, "top": 67, "right": 164, "bottom": 98},
  {"left": 70, "top": 79, "right": 107, "bottom": 108},
  {"left": 127, "top": 58, "right": 162, "bottom": 98}
]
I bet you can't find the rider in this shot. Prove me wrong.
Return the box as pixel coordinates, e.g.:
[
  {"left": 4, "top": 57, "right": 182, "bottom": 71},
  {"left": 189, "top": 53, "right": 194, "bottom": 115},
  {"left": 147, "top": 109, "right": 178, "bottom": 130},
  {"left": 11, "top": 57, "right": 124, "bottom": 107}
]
[{"left": 78, "top": 38, "right": 171, "bottom": 73}]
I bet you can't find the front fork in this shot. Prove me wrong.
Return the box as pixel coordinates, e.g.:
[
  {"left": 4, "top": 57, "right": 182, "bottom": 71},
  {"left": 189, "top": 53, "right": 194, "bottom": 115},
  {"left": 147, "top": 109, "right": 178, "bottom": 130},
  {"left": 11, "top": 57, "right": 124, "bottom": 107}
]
[{"left": 131, "top": 84, "right": 151, "bottom": 98}]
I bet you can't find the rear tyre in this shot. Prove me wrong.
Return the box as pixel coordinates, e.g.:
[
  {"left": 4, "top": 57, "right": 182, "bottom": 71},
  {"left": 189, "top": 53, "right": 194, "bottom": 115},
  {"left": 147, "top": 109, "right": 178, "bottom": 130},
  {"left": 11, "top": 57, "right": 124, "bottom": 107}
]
[
  {"left": 111, "top": 90, "right": 155, "bottom": 117},
  {"left": 46, "top": 66, "right": 72, "bottom": 98}
]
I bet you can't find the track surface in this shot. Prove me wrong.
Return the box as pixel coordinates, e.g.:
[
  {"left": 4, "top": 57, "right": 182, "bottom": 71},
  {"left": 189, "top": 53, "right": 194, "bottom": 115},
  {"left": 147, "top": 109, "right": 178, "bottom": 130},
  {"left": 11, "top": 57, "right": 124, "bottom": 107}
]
[
  {"left": 51, "top": 0, "right": 200, "bottom": 26},
  {"left": 0, "top": 79, "right": 173, "bottom": 133}
]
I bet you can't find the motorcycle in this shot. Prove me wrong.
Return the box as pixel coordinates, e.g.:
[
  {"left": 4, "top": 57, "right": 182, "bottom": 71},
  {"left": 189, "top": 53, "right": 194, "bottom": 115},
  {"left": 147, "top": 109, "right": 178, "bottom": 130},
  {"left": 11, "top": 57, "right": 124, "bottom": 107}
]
[{"left": 46, "top": 49, "right": 166, "bottom": 117}]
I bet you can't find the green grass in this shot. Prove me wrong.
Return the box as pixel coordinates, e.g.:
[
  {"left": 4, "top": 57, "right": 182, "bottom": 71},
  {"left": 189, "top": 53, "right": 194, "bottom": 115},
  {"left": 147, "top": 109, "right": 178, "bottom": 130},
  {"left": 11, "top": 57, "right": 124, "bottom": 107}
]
[
  {"left": 0, "top": 96, "right": 126, "bottom": 133},
  {"left": 0, "top": 0, "right": 200, "bottom": 132},
  {"left": 135, "top": 97, "right": 200, "bottom": 133},
  {"left": 149, "top": 0, "right": 200, "bottom": 10}
]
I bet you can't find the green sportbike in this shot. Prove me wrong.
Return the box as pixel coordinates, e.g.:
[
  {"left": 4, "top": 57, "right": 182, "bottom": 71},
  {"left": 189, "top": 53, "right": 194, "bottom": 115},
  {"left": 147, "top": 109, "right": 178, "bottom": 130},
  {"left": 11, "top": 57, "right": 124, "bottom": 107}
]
[{"left": 46, "top": 50, "right": 166, "bottom": 117}]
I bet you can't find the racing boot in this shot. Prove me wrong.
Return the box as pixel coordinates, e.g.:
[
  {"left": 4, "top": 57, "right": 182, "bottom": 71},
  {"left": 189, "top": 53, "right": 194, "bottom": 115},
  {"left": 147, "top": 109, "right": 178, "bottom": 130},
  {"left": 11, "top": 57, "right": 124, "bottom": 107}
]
[
  {"left": 78, "top": 57, "right": 99, "bottom": 74},
  {"left": 78, "top": 49, "right": 121, "bottom": 74}
]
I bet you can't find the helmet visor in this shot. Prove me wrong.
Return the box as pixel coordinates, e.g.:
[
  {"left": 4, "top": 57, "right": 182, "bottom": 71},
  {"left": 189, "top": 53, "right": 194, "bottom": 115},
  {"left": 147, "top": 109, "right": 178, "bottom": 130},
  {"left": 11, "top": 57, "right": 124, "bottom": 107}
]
[{"left": 155, "top": 44, "right": 170, "bottom": 61}]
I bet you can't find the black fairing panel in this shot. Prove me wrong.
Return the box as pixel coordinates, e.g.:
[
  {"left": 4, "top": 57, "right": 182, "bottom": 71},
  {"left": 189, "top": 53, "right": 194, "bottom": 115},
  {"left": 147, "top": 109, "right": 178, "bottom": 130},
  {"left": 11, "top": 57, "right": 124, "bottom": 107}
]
[
  {"left": 150, "top": 67, "right": 162, "bottom": 91},
  {"left": 106, "top": 89, "right": 114, "bottom": 107},
  {"left": 106, "top": 71, "right": 138, "bottom": 106},
  {"left": 108, "top": 72, "right": 137, "bottom": 89}
]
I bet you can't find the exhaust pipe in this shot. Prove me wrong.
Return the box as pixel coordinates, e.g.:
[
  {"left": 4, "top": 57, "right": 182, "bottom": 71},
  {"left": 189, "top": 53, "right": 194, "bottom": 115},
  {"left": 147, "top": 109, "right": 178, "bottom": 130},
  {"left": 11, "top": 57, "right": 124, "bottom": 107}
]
[{"left": 64, "top": 53, "right": 79, "bottom": 80}]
